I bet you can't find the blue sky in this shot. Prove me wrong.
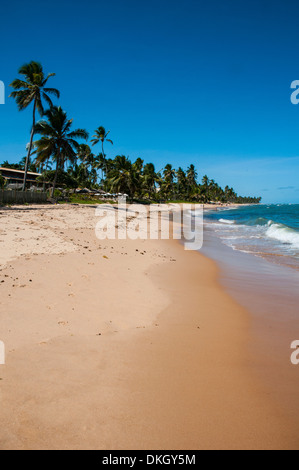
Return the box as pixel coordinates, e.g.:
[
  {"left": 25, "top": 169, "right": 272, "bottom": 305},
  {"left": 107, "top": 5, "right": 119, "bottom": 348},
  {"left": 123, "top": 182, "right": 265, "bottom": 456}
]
[{"left": 0, "top": 0, "right": 299, "bottom": 202}]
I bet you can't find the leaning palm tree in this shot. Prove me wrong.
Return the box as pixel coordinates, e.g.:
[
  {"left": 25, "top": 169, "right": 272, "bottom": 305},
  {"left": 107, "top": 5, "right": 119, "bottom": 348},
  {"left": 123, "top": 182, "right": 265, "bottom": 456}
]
[
  {"left": 9, "top": 61, "right": 60, "bottom": 191},
  {"left": 34, "top": 106, "right": 88, "bottom": 197},
  {"left": 91, "top": 127, "right": 113, "bottom": 176}
]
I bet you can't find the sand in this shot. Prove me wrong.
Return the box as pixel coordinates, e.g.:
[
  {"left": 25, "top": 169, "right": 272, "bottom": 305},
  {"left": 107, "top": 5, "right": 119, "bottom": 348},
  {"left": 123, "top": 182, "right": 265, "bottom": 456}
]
[{"left": 0, "top": 204, "right": 298, "bottom": 450}]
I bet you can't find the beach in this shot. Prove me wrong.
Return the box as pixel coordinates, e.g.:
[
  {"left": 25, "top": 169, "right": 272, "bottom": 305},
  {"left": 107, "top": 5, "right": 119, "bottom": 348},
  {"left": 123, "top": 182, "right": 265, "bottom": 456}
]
[{"left": 0, "top": 204, "right": 298, "bottom": 450}]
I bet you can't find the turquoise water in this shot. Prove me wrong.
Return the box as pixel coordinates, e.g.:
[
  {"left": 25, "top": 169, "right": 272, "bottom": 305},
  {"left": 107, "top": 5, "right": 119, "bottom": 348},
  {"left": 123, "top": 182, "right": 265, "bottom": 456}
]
[{"left": 204, "top": 204, "right": 299, "bottom": 269}]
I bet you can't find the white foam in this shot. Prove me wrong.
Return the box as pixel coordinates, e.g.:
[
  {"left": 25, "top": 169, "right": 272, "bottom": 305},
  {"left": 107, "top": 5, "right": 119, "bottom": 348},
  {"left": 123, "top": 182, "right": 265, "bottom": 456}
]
[
  {"left": 219, "top": 218, "right": 235, "bottom": 225},
  {"left": 266, "top": 224, "right": 299, "bottom": 250}
]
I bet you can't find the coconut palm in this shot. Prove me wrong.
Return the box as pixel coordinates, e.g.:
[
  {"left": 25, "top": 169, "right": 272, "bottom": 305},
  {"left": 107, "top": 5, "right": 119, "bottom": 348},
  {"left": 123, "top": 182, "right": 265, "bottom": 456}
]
[
  {"left": 132, "top": 158, "right": 144, "bottom": 198},
  {"left": 176, "top": 167, "right": 187, "bottom": 199},
  {"left": 202, "top": 175, "right": 210, "bottom": 188},
  {"left": 34, "top": 106, "right": 88, "bottom": 197},
  {"left": 161, "top": 164, "right": 176, "bottom": 199},
  {"left": 106, "top": 155, "right": 137, "bottom": 199},
  {"left": 77, "top": 144, "right": 96, "bottom": 180},
  {"left": 92, "top": 153, "right": 110, "bottom": 181},
  {"left": 77, "top": 144, "right": 94, "bottom": 168},
  {"left": 187, "top": 164, "right": 197, "bottom": 187},
  {"left": 91, "top": 127, "right": 113, "bottom": 175},
  {"left": 9, "top": 61, "right": 60, "bottom": 191},
  {"left": 143, "top": 163, "right": 158, "bottom": 199}
]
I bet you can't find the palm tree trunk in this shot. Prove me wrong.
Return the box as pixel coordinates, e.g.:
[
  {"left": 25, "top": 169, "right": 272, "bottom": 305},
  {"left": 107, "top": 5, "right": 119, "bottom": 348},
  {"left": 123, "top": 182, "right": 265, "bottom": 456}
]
[
  {"left": 51, "top": 157, "right": 60, "bottom": 198},
  {"left": 22, "top": 99, "right": 37, "bottom": 192},
  {"left": 102, "top": 142, "right": 108, "bottom": 177}
]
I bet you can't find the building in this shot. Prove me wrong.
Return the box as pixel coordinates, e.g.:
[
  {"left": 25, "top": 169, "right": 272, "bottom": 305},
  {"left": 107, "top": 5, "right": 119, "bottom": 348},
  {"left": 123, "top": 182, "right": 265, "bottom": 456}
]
[{"left": 0, "top": 167, "right": 43, "bottom": 189}]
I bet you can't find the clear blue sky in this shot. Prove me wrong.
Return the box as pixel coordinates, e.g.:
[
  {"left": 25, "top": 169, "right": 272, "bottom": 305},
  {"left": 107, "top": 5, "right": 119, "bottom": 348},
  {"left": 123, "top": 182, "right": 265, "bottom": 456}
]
[{"left": 0, "top": 0, "right": 299, "bottom": 203}]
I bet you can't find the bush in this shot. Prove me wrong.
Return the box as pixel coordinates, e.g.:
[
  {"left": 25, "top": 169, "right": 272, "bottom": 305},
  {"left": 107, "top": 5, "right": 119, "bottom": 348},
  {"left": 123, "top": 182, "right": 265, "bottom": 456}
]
[{"left": 0, "top": 174, "right": 5, "bottom": 189}]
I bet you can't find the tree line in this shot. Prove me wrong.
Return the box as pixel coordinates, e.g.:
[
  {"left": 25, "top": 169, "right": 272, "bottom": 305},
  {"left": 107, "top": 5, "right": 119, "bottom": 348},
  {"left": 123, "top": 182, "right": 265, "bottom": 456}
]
[{"left": 5, "top": 61, "right": 261, "bottom": 204}]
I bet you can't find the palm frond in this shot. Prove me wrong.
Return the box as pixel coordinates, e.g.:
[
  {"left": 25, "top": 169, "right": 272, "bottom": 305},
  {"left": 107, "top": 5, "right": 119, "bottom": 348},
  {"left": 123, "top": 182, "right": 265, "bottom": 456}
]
[
  {"left": 9, "top": 79, "right": 30, "bottom": 90},
  {"left": 68, "top": 129, "right": 89, "bottom": 140},
  {"left": 42, "top": 92, "right": 54, "bottom": 109},
  {"left": 43, "top": 87, "right": 60, "bottom": 99}
]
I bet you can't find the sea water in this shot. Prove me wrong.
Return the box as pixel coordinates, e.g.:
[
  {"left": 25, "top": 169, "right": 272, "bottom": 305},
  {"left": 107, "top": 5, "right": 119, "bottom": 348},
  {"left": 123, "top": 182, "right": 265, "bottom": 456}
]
[{"left": 203, "top": 204, "right": 299, "bottom": 270}]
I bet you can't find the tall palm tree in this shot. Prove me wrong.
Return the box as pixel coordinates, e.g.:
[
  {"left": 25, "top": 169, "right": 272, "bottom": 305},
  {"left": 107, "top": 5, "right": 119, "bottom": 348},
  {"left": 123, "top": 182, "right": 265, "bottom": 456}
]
[
  {"left": 143, "top": 163, "right": 158, "bottom": 199},
  {"left": 34, "top": 106, "right": 88, "bottom": 197},
  {"left": 162, "top": 164, "right": 176, "bottom": 200},
  {"left": 176, "top": 167, "right": 187, "bottom": 199},
  {"left": 187, "top": 164, "right": 197, "bottom": 187},
  {"left": 186, "top": 164, "right": 198, "bottom": 199},
  {"left": 202, "top": 175, "right": 210, "bottom": 188},
  {"left": 91, "top": 127, "right": 113, "bottom": 176},
  {"left": 132, "top": 158, "right": 144, "bottom": 198},
  {"left": 9, "top": 61, "right": 60, "bottom": 191}
]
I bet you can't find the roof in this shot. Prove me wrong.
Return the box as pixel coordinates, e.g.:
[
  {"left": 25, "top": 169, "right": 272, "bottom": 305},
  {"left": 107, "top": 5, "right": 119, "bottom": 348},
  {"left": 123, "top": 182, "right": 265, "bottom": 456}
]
[{"left": 0, "top": 167, "right": 41, "bottom": 176}]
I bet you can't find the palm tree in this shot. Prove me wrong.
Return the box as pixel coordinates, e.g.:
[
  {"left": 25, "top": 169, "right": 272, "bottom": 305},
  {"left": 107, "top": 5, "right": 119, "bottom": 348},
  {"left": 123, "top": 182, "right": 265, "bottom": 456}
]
[
  {"left": 9, "top": 61, "right": 60, "bottom": 191},
  {"left": 77, "top": 144, "right": 95, "bottom": 179},
  {"left": 77, "top": 144, "right": 94, "bottom": 167},
  {"left": 187, "top": 164, "right": 197, "bottom": 186},
  {"left": 106, "top": 155, "right": 137, "bottom": 200},
  {"left": 19, "top": 156, "right": 38, "bottom": 173},
  {"left": 76, "top": 144, "right": 101, "bottom": 188},
  {"left": 143, "top": 163, "right": 158, "bottom": 199},
  {"left": 132, "top": 158, "right": 144, "bottom": 198},
  {"left": 93, "top": 153, "right": 109, "bottom": 182},
  {"left": 34, "top": 106, "right": 88, "bottom": 197},
  {"left": 186, "top": 164, "right": 198, "bottom": 199},
  {"left": 202, "top": 175, "right": 210, "bottom": 188},
  {"left": 162, "top": 164, "right": 176, "bottom": 200},
  {"left": 176, "top": 167, "right": 187, "bottom": 199},
  {"left": 91, "top": 127, "right": 113, "bottom": 176}
]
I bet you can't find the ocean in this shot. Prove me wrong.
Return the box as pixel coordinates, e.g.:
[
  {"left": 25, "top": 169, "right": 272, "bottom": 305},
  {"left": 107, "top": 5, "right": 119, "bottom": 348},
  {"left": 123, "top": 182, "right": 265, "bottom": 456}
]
[{"left": 203, "top": 204, "right": 299, "bottom": 270}]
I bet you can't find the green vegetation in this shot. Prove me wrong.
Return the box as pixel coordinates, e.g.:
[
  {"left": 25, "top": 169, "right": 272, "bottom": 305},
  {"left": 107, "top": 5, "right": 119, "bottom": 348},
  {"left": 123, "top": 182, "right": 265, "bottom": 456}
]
[
  {"left": 9, "top": 61, "right": 60, "bottom": 191},
  {"left": 61, "top": 194, "right": 115, "bottom": 205},
  {"left": 6, "top": 60, "right": 261, "bottom": 205},
  {"left": 0, "top": 173, "right": 5, "bottom": 189},
  {"left": 33, "top": 106, "right": 88, "bottom": 197}
]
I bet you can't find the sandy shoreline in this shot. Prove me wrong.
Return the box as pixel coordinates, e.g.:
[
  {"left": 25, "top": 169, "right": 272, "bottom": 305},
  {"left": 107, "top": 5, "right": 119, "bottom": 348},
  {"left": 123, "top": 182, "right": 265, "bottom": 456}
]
[{"left": 0, "top": 204, "right": 298, "bottom": 449}]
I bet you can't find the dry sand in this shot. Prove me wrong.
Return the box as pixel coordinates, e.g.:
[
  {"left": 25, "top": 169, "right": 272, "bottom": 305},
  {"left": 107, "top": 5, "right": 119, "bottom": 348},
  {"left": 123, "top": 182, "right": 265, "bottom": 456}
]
[{"left": 0, "top": 204, "right": 298, "bottom": 449}]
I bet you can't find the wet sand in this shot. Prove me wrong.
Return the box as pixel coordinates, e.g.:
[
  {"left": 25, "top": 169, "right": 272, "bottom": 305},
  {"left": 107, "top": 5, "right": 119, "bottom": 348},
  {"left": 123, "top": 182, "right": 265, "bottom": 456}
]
[
  {"left": 0, "top": 205, "right": 298, "bottom": 449},
  {"left": 202, "top": 224, "right": 299, "bottom": 435}
]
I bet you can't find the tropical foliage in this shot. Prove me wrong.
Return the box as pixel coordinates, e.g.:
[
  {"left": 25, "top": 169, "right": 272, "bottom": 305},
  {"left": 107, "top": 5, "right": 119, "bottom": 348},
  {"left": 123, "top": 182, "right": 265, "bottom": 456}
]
[
  {"left": 9, "top": 61, "right": 60, "bottom": 190},
  {"left": 5, "top": 61, "right": 261, "bottom": 205},
  {"left": 33, "top": 106, "right": 88, "bottom": 197}
]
